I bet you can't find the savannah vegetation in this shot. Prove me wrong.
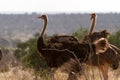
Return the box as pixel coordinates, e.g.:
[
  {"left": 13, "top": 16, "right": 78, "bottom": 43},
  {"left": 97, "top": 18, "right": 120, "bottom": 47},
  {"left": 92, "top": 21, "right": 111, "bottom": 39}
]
[{"left": 0, "top": 28, "right": 120, "bottom": 80}]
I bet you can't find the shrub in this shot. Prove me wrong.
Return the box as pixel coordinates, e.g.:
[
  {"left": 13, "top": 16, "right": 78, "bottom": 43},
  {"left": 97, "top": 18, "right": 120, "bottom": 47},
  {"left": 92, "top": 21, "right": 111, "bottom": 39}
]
[
  {"left": 72, "top": 27, "right": 88, "bottom": 41},
  {"left": 109, "top": 29, "right": 120, "bottom": 48},
  {"left": 14, "top": 34, "right": 50, "bottom": 74}
]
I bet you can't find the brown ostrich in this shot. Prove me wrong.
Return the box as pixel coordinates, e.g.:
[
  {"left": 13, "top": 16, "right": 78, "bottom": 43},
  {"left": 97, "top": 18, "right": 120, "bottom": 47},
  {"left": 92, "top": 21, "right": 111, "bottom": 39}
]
[
  {"left": 82, "top": 13, "right": 120, "bottom": 80},
  {"left": 81, "top": 29, "right": 119, "bottom": 80}
]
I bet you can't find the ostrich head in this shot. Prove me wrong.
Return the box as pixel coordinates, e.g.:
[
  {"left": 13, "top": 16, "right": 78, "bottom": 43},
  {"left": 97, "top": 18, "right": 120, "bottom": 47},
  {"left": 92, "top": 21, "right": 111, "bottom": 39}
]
[
  {"left": 37, "top": 14, "right": 48, "bottom": 37},
  {"left": 38, "top": 15, "right": 47, "bottom": 20},
  {"left": 90, "top": 13, "right": 96, "bottom": 20}
]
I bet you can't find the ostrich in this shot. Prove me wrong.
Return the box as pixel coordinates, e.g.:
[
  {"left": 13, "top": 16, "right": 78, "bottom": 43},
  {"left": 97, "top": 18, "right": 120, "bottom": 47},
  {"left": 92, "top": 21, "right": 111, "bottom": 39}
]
[
  {"left": 82, "top": 13, "right": 119, "bottom": 80},
  {"left": 82, "top": 29, "right": 119, "bottom": 80},
  {"left": 37, "top": 15, "right": 82, "bottom": 70}
]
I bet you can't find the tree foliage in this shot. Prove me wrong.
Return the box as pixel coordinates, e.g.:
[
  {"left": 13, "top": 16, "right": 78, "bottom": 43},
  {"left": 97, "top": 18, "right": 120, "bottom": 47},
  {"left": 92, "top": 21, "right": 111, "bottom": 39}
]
[
  {"left": 72, "top": 27, "right": 88, "bottom": 41},
  {"left": 14, "top": 34, "right": 49, "bottom": 73},
  {"left": 109, "top": 29, "right": 120, "bottom": 48}
]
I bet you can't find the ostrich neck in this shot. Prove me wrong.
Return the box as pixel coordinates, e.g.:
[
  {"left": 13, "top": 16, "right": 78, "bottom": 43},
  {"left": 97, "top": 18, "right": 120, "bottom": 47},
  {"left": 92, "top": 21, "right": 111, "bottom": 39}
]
[
  {"left": 37, "top": 18, "right": 47, "bottom": 52},
  {"left": 40, "top": 18, "right": 47, "bottom": 37},
  {"left": 88, "top": 17, "right": 96, "bottom": 35}
]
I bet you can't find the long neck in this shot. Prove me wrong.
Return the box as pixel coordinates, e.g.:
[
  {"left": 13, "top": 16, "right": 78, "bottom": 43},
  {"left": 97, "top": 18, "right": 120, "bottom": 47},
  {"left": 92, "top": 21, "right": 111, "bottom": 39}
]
[
  {"left": 37, "top": 17, "right": 47, "bottom": 53},
  {"left": 40, "top": 17, "right": 47, "bottom": 37},
  {"left": 88, "top": 16, "right": 96, "bottom": 35}
]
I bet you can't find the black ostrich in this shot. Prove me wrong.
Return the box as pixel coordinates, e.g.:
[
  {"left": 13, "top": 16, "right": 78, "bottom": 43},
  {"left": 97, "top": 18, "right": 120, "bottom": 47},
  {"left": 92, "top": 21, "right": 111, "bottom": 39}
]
[{"left": 37, "top": 15, "right": 82, "bottom": 70}]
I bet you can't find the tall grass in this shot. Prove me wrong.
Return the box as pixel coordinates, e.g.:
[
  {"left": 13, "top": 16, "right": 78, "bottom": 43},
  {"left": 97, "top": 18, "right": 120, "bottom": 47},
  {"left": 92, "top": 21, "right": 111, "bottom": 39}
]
[{"left": 0, "top": 65, "right": 120, "bottom": 80}]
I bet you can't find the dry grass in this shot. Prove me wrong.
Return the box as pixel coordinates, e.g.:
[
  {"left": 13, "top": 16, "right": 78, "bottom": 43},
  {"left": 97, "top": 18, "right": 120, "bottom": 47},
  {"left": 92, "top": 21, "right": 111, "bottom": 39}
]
[
  {"left": 0, "top": 56, "right": 120, "bottom": 80},
  {"left": 0, "top": 67, "right": 35, "bottom": 80},
  {"left": 80, "top": 65, "right": 120, "bottom": 80},
  {"left": 0, "top": 65, "right": 120, "bottom": 80}
]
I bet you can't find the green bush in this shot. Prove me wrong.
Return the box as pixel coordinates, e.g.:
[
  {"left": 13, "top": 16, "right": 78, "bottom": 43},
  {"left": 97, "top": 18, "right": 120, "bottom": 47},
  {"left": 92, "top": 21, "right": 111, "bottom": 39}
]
[
  {"left": 109, "top": 29, "right": 120, "bottom": 48},
  {"left": 72, "top": 27, "right": 88, "bottom": 41},
  {"left": 14, "top": 34, "right": 50, "bottom": 73}
]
